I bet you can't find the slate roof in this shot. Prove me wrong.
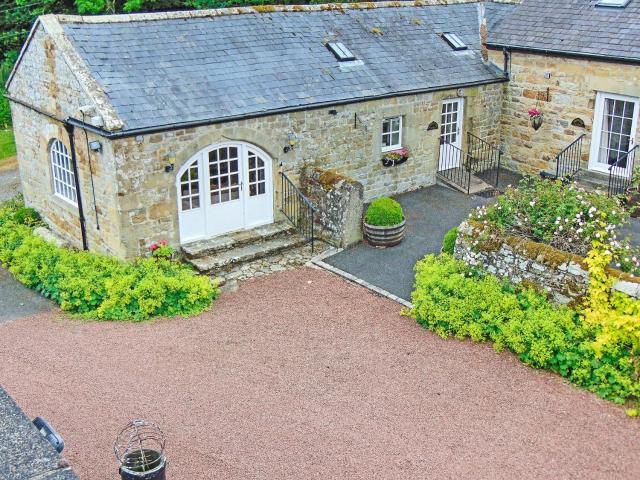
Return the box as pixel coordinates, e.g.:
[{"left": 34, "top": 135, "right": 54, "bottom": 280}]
[
  {"left": 487, "top": 0, "right": 640, "bottom": 62},
  {"left": 57, "top": 2, "right": 512, "bottom": 132}
]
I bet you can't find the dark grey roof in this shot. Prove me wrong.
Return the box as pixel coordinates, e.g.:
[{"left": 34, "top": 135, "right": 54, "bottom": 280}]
[
  {"left": 61, "top": 3, "right": 509, "bottom": 132},
  {"left": 487, "top": 0, "right": 640, "bottom": 62},
  {"left": 0, "top": 388, "right": 79, "bottom": 479},
  {"left": 485, "top": 1, "right": 517, "bottom": 34}
]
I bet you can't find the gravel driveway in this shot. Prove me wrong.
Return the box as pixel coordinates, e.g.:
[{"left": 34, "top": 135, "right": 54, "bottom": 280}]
[{"left": 1, "top": 268, "right": 639, "bottom": 479}]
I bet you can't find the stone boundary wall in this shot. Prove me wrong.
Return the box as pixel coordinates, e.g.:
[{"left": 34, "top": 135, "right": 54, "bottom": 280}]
[
  {"left": 454, "top": 221, "right": 640, "bottom": 304},
  {"left": 301, "top": 167, "right": 364, "bottom": 248}
]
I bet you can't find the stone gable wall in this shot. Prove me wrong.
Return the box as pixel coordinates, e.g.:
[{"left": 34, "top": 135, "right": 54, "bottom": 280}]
[
  {"left": 112, "top": 83, "right": 503, "bottom": 258},
  {"left": 489, "top": 49, "right": 640, "bottom": 174},
  {"left": 8, "top": 26, "right": 122, "bottom": 255},
  {"left": 454, "top": 221, "right": 640, "bottom": 304}
]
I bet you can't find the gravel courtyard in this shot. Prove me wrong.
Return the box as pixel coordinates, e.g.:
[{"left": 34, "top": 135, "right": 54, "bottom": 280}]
[{"left": 1, "top": 268, "right": 639, "bottom": 479}]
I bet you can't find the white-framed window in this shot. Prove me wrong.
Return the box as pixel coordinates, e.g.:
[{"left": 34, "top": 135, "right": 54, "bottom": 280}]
[
  {"left": 382, "top": 116, "right": 402, "bottom": 152},
  {"left": 49, "top": 139, "right": 77, "bottom": 205}
]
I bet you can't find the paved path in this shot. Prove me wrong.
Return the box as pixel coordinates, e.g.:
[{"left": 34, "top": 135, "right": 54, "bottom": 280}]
[
  {"left": 0, "top": 166, "right": 21, "bottom": 202},
  {"left": 1, "top": 268, "right": 638, "bottom": 479},
  {"left": 324, "top": 185, "right": 491, "bottom": 301},
  {"left": 0, "top": 267, "right": 53, "bottom": 324}
]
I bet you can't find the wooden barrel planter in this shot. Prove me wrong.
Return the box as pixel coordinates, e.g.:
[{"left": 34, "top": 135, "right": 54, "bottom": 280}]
[{"left": 363, "top": 219, "right": 406, "bottom": 247}]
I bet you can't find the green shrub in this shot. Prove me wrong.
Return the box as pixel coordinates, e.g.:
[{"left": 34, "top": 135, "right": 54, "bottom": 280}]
[
  {"left": 410, "top": 254, "right": 640, "bottom": 404},
  {"left": 365, "top": 197, "right": 404, "bottom": 226},
  {"left": 441, "top": 227, "right": 458, "bottom": 254},
  {"left": 472, "top": 176, "right": 628, "bottom": 256},
  {"left": 0, "top": 198, "right": 217, "bottom": 321},
  {"left": 13, "top": 206, "right": 41, "bottom": 226}
]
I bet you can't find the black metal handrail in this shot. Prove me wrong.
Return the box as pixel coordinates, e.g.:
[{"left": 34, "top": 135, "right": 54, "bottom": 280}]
[
  {"left": 437, "top": 134, "right": 503, "bottom": 195},
  {"left": 555, "top": 134, "right": 585, "bottom": 180},
  {"left": 438, "top": 141, "right": 474, "bottom": 194},
  {"left": 608, "top": 145, "right": 638, "bottom": 197},
  {"left": 467, "top": 132, "right": 503, "bottom": 188},
  {"left": 280, "top": 172, "right": 316, "bottom": 252}
]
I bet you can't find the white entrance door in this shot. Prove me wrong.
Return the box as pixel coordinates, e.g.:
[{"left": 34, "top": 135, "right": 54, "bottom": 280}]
[
  {"left": 589, "top": 92, "right": 639, "bottom": 174},
  {"left": 439, "top": 98, "right": 465, "bottom": 171},
  {"left": 177, "top": 142, "right": 274, "bottom": 243}
]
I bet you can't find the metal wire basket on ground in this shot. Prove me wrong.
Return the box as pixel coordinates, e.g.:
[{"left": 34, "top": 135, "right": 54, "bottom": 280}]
[{"left": 114, "top": 420, "right": 167, "bottom": 480}]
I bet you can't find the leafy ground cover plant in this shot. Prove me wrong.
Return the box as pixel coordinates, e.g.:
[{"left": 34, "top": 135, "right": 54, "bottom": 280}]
[
  {"left": 365, "top": 197, "right": 404, "bottom": 226},
  {"left": 410, "top": 254, "right": 640, "bottom": 404},
  {"left": 0, "top": 197, "right": 217, "bottom": 321},
  {"left": 441, "top": 227, "right": 458, "bottom": 254},
  {"left": 470, "top": 176, "right": 640, "bottom": 275}
]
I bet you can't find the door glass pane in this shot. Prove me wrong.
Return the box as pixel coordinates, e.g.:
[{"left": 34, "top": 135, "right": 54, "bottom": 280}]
[
  {"left": 598, "top": 97, "right": 636, "bottom": 167},
  {"left": 209, "top": 147, "right": 241, "bottom": 204},
  {"left": 179, "top": 161, "right": 200, "bottom": 211},
  {"left": 247, "top": 151, "right": 267, "bottom": 197}
]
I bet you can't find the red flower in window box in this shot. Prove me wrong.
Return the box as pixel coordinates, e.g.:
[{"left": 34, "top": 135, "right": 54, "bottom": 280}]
[{"left": 381, "top": 148, "right": 410, "bottom": 167}]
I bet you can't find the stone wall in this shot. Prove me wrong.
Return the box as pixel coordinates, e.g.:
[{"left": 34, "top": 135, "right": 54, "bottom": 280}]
[
  {"left": 8, "top": 14, "right": 506, "bottom": 259},
  {"left": 8, "top": 24, "right": 123, "bottom": 256},
  {"left": 489, "top": 49, "right": 640, "bottom": 174},
  {"left": 112, "top": 84, "right": 502, "bottom": 257},
  {"left": 300, "top": 167, "right": 364, "bottom": 248},
  {"left": 455, "top": 221, "right": 640, "bottom": 304}
]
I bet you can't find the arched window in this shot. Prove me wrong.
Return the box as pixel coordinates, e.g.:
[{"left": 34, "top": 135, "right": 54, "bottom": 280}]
[{"left": 49, "top": 139, "right": 77, "bottom": 204}]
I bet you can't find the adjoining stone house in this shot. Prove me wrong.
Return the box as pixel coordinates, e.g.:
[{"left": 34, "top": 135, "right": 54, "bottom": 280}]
[
  {"left": 486, "top": 0, "right": 640, "bottom": 185},
  {"left": 5, "top": 1, "right": 515, "bottom": 259}
]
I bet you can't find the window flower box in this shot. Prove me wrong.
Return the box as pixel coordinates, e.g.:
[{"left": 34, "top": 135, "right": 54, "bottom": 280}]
[{"left": 381, "top": 148, "right": 409, "bottom": 167}]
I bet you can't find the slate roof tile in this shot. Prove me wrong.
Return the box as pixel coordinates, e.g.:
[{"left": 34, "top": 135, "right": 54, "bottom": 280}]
[
  {"left": 61, "top": 3, "right": 513, "bottom": 132},
  {"left": 488, "top": 0, "right": 640, "bottom": 61}
]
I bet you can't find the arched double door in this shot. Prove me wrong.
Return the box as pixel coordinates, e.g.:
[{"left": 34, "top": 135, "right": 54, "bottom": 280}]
[{"left": 177, "top": 142, "right": 273, "bottom": 243}]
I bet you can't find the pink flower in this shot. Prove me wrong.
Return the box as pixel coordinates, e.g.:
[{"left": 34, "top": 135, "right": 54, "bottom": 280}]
[
  {"left": 150, "top": 242, "right": 159, "bottom": 251},
  {"left": 160, "top": 240, "right": 168, "bottom": 246},
  {"left": 528, "top": 107, "right": 542, "bottom": 118}
]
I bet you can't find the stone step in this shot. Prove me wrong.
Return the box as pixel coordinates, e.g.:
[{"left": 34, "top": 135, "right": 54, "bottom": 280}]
[
  {"left": 187, "top": 235, "right": 307, "bottom": 274},
  {"left": 575, "top": 170, "right": 610, "bottom": 192},
  {"left": 182, "top": 221, "right": 296, "bottom": 259},
  {"left": 437, "top": 173, "right": 495, "bottom": 195}
]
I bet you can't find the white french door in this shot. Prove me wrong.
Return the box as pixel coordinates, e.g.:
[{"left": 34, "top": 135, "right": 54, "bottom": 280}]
[
  {"left": 439, "top": 98, "right": 465, "bottom": 171},
  {"left": 177, "top": 142, "right": 273, "bottom": 243},
  {"left": 589, "top": 92, "right": 639, "bottom": 174}
]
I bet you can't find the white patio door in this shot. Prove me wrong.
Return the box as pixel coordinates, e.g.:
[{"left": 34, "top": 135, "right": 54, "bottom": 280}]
[
  {"left": 439, "top": 98, "right": 465, "bottom": 171},
  {"left": 589, "top": 92, "right": 639, "bottom": 174},
  {"left": 177, "top": 142, "right": 273, "bottom": 243}
]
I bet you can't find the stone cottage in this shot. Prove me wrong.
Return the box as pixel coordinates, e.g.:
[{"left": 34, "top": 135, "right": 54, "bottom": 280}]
[
  {"left": 486, "top": 0, "right": 640, "bottom": 186},
  {"left": 5, "top": 1, "right": 515, "bottom": 260}
]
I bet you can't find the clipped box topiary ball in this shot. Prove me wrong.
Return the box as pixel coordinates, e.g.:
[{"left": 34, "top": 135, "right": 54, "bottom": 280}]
[
  {"left": 363, "top": 197, "right": 406, "bottom": 247},
  {"left": 365, "top": 197, "right": 404, "bottom": 227}
]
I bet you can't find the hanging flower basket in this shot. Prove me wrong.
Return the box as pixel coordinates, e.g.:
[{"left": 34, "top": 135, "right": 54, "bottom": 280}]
[
  {"left": 381, "top": 148, "right": 409, "bottom": 167},
  {"left": 528, "top": 108, "right": 543, "bottom": 131}
]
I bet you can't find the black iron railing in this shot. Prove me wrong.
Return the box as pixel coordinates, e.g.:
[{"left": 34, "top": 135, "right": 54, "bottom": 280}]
[
  {"left": 608, "top": 145, "right": 638, "bottom": 197},
  {"left": 467, "top": 132, "right": 503, "bottom": 188},
  {"left": 280, "top": 172, "right": 316, "bottom": 252},
  {"left": 438, "top": 141, "right": 474, "bottom": 194},
  {"left": 555, "top": 134, "right": 585, "bottom": 180},
  {"left": 437, "top": 134, "right": 502, "bottom": 195}
]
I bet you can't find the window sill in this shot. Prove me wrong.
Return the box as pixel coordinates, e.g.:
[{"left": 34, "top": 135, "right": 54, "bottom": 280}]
[
  {"left": 381, "top": 145, "right": 403, "bottom": 153},
  {"left": 53, "top": 193, "right": 78, "bottom": 210}
]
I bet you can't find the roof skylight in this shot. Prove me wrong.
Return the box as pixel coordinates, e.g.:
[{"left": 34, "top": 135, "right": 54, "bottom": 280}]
[
  {"left": 326, "top": 42, "right": 356, "bottom": 61},
  {"left": 442, "top": 32, "right": 468, "bottom": 51},
  {"left": 596, "top": 0, "right": 631, "bottom": 7}
]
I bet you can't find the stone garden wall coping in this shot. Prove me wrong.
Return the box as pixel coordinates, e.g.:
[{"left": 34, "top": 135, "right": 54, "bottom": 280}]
[
  {"left": 301, "top": 166, "right": 365, "bottom": 248},
  {"left": 455, "top": 221, "right": 640, "bottom": 304}
]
